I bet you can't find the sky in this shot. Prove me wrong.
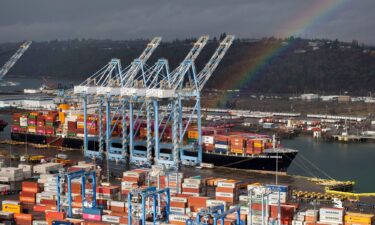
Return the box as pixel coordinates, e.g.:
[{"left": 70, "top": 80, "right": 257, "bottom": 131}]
[{"left": 0, "top": 0, "right": 374, "bottom": 44}]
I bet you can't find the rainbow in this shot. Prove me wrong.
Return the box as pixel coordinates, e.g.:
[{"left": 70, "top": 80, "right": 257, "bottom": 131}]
[{"left": 218, "top": 0, "right": 348, "bottom": 104}]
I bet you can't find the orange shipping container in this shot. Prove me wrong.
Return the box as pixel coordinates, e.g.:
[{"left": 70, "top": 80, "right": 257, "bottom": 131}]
[{"left": 22, "top": 182, "right": 39, "bottom": 193}]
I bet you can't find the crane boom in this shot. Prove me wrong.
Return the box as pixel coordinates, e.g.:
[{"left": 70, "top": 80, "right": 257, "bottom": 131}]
[
  {"left": 0, "top": 41, "right": 32, "bottom": 80},
  {"left": 170, "top": 36, "right": 209, "bottom": 88},
  {"left": 196, "top": 35, "right": 234, "bottom": 91},
  {"left": 123, "top": 37, "right": 162, "bottom": 87}
]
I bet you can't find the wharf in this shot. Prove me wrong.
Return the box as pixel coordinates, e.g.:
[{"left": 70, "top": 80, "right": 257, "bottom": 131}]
[{"left": 331, "top": 134, "right": 375, "bottom": 142}]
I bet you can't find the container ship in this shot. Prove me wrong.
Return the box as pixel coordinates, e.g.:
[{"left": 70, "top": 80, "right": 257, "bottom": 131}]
[{"left": 9, "top": 106, "right": 298, "bottom": 172}]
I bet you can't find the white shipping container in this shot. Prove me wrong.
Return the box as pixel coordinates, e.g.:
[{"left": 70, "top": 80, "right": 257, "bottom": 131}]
[
  {"left": 170, "top": 197, "right": 188, "bottom": 203},
  {"left": 0, "top": 184, "right": 10, "bottom": 192},
  {"left": 121, "top": 181, "right": 136, "bottom": 189},
  {"left": 249, "top": 215, "right": 268, "bottom": 225},
  {"left": 33, "top": 221, "right": 48, "bottom": 225},
  {"left": 170, "top": 207, "right": 186, "bottom": 214},
  {"left": 20, "top": 117, "right": 28, "bottom": 127},
  {"left": 169, "top": 214, "right": 190, "bottom": 223},
  {"left": 183, "top": 178, "right": 201, "bottom": 185},
  {"left": 181, "top": 192, "right": 199, "bottom": 197},
  {"left": 267, "top": 192, "right": 287, "bottom": 204},
  {"left": 33, "top": 163, "right": 62, "bottom": 174},
  {"left": 203, "top": 136, "right": 214, "bottom": 144},
  {"left": 216, "top": 192, "right": 234, "bottom": 198},
  {"left": 182, "top": 183, "right": 200, "bottom": 189},
  {"left": 123, "top": 171, "right": 142, "bottom": 178},
  {"left": 206, "top": 200, "right": 226, "bottom": 208},
  {"left": 319, "top": 208, "right": 343, "bottom": 223},
  {"left": 217, "top": 181, "right": 237, "bottom": 188},
  {"left": 72, "top": 208, "right": 83, "bottom": 215},
  {"left": 0, "top": 177, "right": 10, "bottom": 182},
  {"left": 292, "top": 220, "right": 304, "bottom": 225},
  {"left": 229, "top": 205, "right": 249, "bottom": 215},
  {"left": 110, "top": 201, "right": 125, "bottom": 207},
  {"left": 305, "top": 209, "right": 319, "bottom": 217},
  {"left": 214, "top": 144, "right": 229, "bottom": 150},
  {"left": 102, "top": 215, "right": 120, "bottom": 224}
]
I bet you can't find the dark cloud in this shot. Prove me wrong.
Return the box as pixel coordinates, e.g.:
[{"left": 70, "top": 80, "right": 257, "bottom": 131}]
[{"left": 0, "top": 0, "right": 374, "bottom": 44}]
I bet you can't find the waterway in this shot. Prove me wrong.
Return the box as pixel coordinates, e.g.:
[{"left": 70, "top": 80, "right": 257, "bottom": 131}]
[
  {"left": 284, "top": 137, "right": 375, "bottom": 192},
  {"left": 1, "top": 112, "right": 375, "bottom": 192}
]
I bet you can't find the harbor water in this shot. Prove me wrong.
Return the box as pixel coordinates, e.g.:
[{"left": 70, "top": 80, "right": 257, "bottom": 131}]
[{"left": 284, "top": 136, "right": 375, "bottom": 192}]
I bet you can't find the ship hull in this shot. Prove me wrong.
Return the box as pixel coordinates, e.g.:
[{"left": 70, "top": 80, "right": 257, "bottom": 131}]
[{"left": 11, "top": 132, "right": 297, "bottom": 172}]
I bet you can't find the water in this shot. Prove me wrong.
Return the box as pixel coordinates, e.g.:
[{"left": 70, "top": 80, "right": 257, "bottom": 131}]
[
  {"left": 0, "top": 76, "right": 78, "bottom": 92},
  {"left": 1, "top": 112, "right": 375, "bottom": 192},
  {"left": 284, "top": 136, "right": 375, "bottom": 192}
]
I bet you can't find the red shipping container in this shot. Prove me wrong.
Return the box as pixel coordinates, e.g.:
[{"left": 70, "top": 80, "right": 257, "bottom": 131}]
[
  {"left": 41, "top": 199, "right": 57, "bottom": 206},
  {"left": 270, "top": 204, "right": 295, "bottom": 220},
  {"left": 188, "top": 196, "right": 208, "bottom": 208},
  {"left": 14, "top": 213, "right": 32, "bottom": 225},
  {"left": 33, "top": 204, "right": 47, "bottom": 212},
  {"left": 22, "top": 182, "right": 39, "bottom": 193},
  {"left": 45, "top": 210, "right": 64, "bottom": 220}
]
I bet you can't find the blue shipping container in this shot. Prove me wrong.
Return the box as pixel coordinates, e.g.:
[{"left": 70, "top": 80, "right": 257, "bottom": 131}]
[
  {"left": 83, "top": 207, "right": 103, "bottom": 215},
  {"left": 266, "top": 185, "right": 288, "bottom": 192},
  {"left": 52, "top": 221, "right": 73, "bottom": 225}
]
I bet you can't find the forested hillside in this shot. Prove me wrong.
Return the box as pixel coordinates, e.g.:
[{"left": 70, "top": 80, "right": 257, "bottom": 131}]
[{"left": 0, "top": 37, "right": 374, "bottom": 95}]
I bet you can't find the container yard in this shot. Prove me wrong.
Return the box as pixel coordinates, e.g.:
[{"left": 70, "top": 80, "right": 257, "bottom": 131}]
[{"left": 0, "top": 160, "right": 374, "bottom": 225}]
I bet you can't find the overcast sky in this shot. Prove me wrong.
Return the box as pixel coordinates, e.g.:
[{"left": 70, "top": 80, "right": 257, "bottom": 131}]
[{"left": 0, "top": 0, "right": 374, "bottom": 44}]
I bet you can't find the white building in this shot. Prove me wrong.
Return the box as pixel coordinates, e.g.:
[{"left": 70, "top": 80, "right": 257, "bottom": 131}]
[
  {"left": 301, "top": 93, "right": 320, "bottom": 101},
  {"left": 0, "top": 95, "right": 56, "bottom": 110}
]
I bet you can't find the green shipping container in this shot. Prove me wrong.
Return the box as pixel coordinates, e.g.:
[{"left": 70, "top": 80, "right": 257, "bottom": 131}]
[{"left": 187, "top": 138, "right": 197, "bottom": 144}]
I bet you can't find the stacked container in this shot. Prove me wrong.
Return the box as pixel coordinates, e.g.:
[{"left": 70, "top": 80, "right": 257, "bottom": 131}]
[
  {"left": 214, "top": 135, "right": 230, "bottom": 154},
  {"left": 45, "top": 113, "right": 57, "bottom": 136},
  {"left": 19, "top": 182, "right": 39, "bottom": 204},
  {"left": 27, "top": 112, "right": 39, "bottom": 133},
  {"left": 121, "top": 170, "right": 146, "bottom": 196},
  {"left": 230, "top": 136, "right": 245, "bottom": 154},
  {"left": 269, "top": 204, "right": 296, "bottom": 224},
  {"left": 319, "top": 208, "right": 344, "bottom": 224},
  {"left": 0, "top": 167, "right": 24, "bottom": 182},
  {"left": 182, "top": 177, "right": 203, "bottom": 196},
  {"left": 2, "top": 200, "right": 22, "bottom": 214},
  {"left": 82, "top": 208, "right": 102, "bottom": 222},
  {"left": 36, "top": 115, "right": 46, "bottom": 135},
  {"left": 67, "top": 121, "right": 77, "bottom": 137},
  {"left": 18, "top": 164, "right": 32, "bottom": 179},
  {"left": 33, "top": 163, "right": 62, "bottom": 174},
  {"left": 305, "top": 209, "right": 319, "bottom": 223},
  {"left": 170, "top": 194, "right": 189, "bottom": 214},
  {"left": 344, "top": 212, "right": 374, "bottom": 225},
  {"left": 215, "top": 180, "right": 241, "bottom": 203},
  {"left": 14, "top": 213, "right": 33, "bottom": 225},
  {"left": 188, "top": 196, "right": 208, "bottom": 213}
]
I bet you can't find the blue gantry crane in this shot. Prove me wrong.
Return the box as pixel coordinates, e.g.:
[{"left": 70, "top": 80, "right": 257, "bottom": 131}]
[
  {"left": 127, "top": 186, "right": 171, "bottom": 225},
  {"left": 56, "top": 169, "right": 97, "bottom": 218},
  {"left": 72, "top": 35, "right": 234, "bottom": 170}
]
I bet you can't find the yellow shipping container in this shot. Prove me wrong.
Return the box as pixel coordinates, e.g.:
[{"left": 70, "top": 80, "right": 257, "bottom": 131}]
[
  {"left": 231, "top": 148, "right": 244, "bottom": 154},
  {"left": 58, "top": 104, "right": 70, "bottom": 110},
  {"left": 188, "top": 130, "right": 199, "bottom": 139},
  {"left": 345, "top": 212, "right": 374, "bottom": 224},
  {"left": 254, "top": 143, "right": 263, "bottom": 148},
  {"left": 2, "top": 204, "right": 21, "bottom": 213}
]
